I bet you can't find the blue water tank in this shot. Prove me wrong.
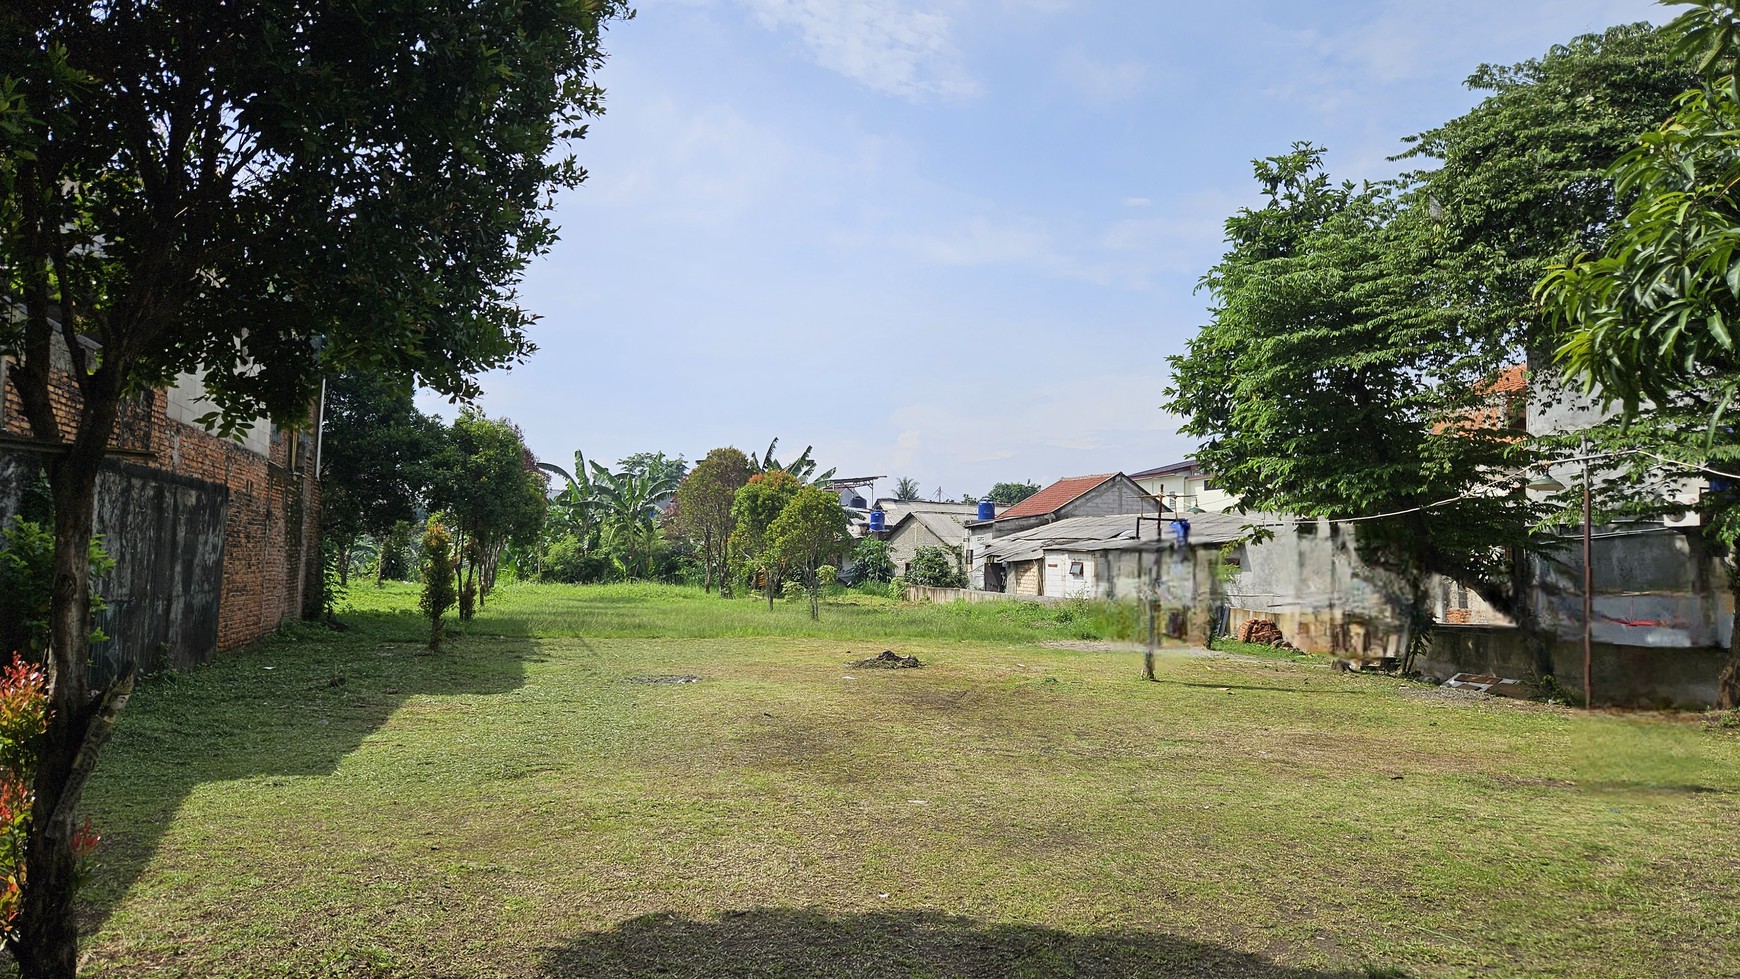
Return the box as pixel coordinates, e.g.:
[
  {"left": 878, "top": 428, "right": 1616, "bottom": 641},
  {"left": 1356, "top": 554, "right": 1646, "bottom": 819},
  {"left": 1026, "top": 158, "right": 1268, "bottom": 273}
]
[
  {"left": 977, "top": 499, "right": 995, "bottom": 521},
  {"left": 868, "top": 509, "right": 885, "bottom": 532}
]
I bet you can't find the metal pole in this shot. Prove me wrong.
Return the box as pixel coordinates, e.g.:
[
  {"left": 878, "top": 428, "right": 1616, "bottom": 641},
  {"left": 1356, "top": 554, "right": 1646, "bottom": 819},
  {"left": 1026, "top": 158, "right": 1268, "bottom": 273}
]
[{"left": 1582, "top": 452, "right": 1593, "bottom": 708}]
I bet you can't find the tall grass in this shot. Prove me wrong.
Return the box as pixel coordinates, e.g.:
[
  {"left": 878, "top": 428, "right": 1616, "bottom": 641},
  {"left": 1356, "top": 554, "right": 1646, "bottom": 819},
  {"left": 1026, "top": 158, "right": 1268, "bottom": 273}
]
[{"left": 342, "top": 580, "right": 1147, "bottom": 644}]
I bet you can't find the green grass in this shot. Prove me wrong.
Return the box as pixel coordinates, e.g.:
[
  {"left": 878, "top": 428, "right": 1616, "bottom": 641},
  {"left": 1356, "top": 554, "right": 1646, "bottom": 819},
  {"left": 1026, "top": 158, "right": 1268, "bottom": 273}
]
[{"left": 72, "top": 582, "right": 1740, "bottom": 977}]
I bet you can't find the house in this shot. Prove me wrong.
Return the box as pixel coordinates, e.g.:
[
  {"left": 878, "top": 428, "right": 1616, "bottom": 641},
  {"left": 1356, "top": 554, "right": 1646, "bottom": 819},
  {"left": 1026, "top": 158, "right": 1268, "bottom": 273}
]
[
  {"left": 883, "top": 505, "right": 976, "bottom": 576},
  {"left": 1129, "top": 461, "right": 1239, "bottom": 514},
  {"left": 0, "top": 332, "right": 321, "bottom": 682},
  {"left": 966, "top": 472, "right": 1158, "bottom": 591}
]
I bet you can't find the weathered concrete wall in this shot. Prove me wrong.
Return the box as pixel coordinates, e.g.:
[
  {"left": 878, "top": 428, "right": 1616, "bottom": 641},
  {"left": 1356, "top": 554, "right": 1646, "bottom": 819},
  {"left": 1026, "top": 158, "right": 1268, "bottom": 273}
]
[
  {"left": 1424, "top": 626, "right": 1725, "bottom": 709},
  {"left": 1221, "top": 521, "right": 1413, "bottom": 658},
  {"left": 887, "top": 521, "right": 954, "bottom": 576},
  {"left": 86, "top": 462, "right": 228, "bottom": 684},
  {"left": 1061, "top": 477, "right": 1154, "bottom": 520},
  {"left": 904, "top": 585, "right": 1064, "bottom": 605}
]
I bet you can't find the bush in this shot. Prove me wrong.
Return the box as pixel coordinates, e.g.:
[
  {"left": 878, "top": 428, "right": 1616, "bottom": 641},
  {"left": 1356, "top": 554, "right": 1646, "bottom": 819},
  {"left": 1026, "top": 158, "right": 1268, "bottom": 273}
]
[
  {"left": 0, "top": 518, "right": 115, "bottom": 658},
  {"left": 907, "top": 545, "right": 965, "bottom": 588},
  {"left": 848, "top": 538, "right": 894, "bottom": 584},
  {"left": 420, "top": 518, "right": 458, "bottom": 650},
  {"left": 538, "top": 535, "right": 616, "bottom": 584},
  {"left": 0, "top": 654, "right": 96, "bottom": 941}
]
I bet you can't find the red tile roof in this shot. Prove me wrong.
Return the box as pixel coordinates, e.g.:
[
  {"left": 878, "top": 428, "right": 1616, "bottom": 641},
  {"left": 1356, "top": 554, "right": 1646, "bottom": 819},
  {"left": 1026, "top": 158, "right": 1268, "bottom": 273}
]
[{"left": 994, "top": 473, "right": 1118, "bottom": 521}]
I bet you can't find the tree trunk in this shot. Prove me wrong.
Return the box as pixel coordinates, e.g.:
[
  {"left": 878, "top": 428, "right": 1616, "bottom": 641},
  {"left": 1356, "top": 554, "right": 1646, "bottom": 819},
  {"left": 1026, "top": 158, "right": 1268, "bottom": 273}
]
[
  {"left": 1719, "top": 567, "right": 1740, "bottom": 709},
  {"left": 15, "top": 432, "right": 129, "bottom": 978}
]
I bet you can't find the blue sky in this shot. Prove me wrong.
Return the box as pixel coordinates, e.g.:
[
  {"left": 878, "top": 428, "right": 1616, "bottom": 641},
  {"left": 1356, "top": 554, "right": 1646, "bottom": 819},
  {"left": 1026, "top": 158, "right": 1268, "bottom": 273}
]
[{"left": 426, "top": 0, "right": 1667, "bottom": 499}]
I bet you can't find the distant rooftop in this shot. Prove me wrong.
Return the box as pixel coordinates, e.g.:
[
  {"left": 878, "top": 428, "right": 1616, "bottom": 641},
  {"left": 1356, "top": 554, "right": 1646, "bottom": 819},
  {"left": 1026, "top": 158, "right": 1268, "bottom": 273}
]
[
  {"left": 994, "top": 473, "right": 1117, "bottom": 521},
  {"left": 1129, "top": 460, "right": 1199, "bottom": 480}
]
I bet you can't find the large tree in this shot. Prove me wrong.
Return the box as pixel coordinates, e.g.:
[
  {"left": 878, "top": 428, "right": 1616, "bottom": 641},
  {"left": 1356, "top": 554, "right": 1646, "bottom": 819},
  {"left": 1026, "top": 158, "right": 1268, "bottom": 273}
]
[
  {"left": 319, "top": 371, "right": 444, "bottom": 586},
  {"left": 1169, "top": 22, "right": 1692, "bottom": 677},
  {"left": 0, "top": 3, "right": 627, "bottom": 971},
  {"left": 1166, "top": 145, "right": 1546, "bottom": 663},
  {"left": 987, "top": 481, "right": 1040, "bottom": 506},
  {"left": 676, "top": 447, "right": 752, "bottom": 593}
]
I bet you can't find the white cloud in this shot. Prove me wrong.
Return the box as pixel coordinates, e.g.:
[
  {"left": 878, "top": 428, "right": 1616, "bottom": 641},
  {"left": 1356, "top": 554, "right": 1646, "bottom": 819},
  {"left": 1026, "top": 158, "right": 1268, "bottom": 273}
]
[
  {"left": 1123, "top": 197, "right": 1151, "bottom": 208},
  {"left": 737, "top": 0, "right": 979, "bottom": 100}
]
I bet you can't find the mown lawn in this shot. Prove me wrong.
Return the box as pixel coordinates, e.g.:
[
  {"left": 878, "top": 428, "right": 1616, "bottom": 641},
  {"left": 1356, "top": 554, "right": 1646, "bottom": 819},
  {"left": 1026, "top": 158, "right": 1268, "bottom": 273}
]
[{"left": 73, "top": 582, "right": 1740, "bottom": 978}]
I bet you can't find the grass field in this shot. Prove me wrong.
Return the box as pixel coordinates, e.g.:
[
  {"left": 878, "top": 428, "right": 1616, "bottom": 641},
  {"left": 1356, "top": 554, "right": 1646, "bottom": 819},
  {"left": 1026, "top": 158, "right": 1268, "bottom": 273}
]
[{"left": 72, "top": 582, "right": 1740, "bottom": 977}]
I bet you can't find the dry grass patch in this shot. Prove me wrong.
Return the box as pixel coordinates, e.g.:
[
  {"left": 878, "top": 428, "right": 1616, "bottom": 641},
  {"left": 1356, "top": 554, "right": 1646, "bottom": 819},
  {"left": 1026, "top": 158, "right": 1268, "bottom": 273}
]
[{"left": 68, "top": 583, "right": 1740, "bottom": 978}]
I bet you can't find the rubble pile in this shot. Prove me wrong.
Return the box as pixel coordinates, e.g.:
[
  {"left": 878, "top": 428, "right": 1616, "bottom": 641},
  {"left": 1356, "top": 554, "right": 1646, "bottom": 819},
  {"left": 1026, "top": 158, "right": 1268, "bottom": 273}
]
[
  {"left": 849, "top": 650, "right": 922, "bottom": 669},
  {"left": 1235, "top": 619, "right": 1297, "bottom": 651}
]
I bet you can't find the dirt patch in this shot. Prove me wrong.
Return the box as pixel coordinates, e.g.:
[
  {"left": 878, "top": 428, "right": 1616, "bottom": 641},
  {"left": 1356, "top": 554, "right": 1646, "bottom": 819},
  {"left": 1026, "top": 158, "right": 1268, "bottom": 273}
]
[
  {"left": 848, "top": 651, "right": 921, "bottom": 669},
  {"left": 1038, "top": 640, "right": 1145, "bottom": 652},
  {"left": 625, "top": 675, "right": 703, "bottom": 684}
]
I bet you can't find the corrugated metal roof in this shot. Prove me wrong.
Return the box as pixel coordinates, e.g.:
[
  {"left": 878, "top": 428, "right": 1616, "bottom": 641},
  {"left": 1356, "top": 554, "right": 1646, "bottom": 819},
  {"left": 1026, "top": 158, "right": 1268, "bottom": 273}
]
[
  {"left": 993, "top": 473, "right": 1117, "bottom": 521},
  {"left": 981, "top": 511, "right": 1286, "bottom": 563},
  {"left": 1128, "top": 460, "right": 1199, "bottom": 480},
  {"left": 897, "top": 509, "right": 971, "bottom": 542}
]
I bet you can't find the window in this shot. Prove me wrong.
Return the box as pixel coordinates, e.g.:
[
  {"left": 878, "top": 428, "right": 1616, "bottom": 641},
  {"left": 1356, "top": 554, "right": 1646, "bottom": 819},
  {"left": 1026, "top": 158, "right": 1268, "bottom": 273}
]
[{"left": 1068, "top": 560, "right": 1084, "bottom": 576}]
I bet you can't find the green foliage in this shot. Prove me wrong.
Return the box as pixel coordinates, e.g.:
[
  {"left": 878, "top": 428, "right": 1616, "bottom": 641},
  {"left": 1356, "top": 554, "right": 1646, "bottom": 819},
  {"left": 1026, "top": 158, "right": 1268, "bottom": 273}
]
[
  {"left": 319, "top": 370, "right": 445, "bottom": 579},
  {"left": 0, "top": 519, "right": 114, "bottom": 658},
  {"left": 676, "top": 447, "right": 754, "bottom": 594},
  {"left": 616, "top": 451, "right": 688, "bottom": 490},
  {"left": 907, "top": 545, "right": 966, "bottom": 588},
  {"left": 1399, "top": 21, "right": 1690, "bottom": 359},
  {"left": 893, "top": 477, "right": 922, "bottom": 501},
  {"left": 587, "top": 459, "right": 682, "bottom": 580},
  {"left": 431, "top": 410, "right": 549, "bottom": 599},
  {"left": 1540, "top": 2, "right": 1740, "bottom": 429},
  {"left": 1168, "top": 145, "right": 1549, "bottom": 620},
  {"left": 751, "top": 438, "right": 836, "bottom": 485},
  {"left": 419, "top": 519, "right": 458, "bottom": 651},
  {"left": 768, "top": 485, "right": 852, "bottom": 619},
  {"left": 0, "top": 655, "right": 50, "bottom": 939},
  {"left": 377, "top": 522, "right": 415, "bottom": 583},
  {"left": 987, "top": 481, "right": 1041, "bottom": 506},
  {"left": 730, "top": 470, "right": 803, "bottom": 601},
  {"left": 850, "top": 538, "right": 895, "bottom": 584},
  {"left": 538, "top": 535, "right": 616, "bottom": 584}
]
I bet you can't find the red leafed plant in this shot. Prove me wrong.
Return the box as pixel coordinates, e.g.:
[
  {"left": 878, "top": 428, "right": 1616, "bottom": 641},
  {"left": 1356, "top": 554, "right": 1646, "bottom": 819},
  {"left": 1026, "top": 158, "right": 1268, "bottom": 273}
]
[{"left": 0, "top": 654, "right": 98, "bottom": 938}]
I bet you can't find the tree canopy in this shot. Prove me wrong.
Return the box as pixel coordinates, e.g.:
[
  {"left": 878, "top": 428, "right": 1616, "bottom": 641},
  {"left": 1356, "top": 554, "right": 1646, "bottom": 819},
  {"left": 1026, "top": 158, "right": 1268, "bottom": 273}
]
[
  {"left": 987, "top": 482, "right": 1041, "bottom": 506},
  {"left": 768, "top": 485, "right": 850, "bottom": 619},
  {"left": 677, "top": 447, "right": 753, "bottom": 593},
  {"left": 319, "top": 371, "right": 444, "bottom": 583},
  {"left": 0, "top": 2, "right": 629, "bottom": 971}
]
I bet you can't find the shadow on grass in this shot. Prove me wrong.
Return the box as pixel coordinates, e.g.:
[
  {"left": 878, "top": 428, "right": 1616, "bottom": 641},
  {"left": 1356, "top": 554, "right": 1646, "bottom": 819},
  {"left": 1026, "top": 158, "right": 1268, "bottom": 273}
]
[
  {"left": 76, "top": 606, "right": 528, "bottom": 933},
  {"left": 538, "top": 908, "right": 1406, "bottom": 979}
]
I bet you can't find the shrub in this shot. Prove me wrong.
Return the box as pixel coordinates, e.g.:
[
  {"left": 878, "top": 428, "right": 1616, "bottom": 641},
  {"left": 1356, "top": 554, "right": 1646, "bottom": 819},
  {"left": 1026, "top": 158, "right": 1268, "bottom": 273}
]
[
  {"left": 849, "top": 538, "right": 894, "bottom": 584},
  {"left": 0, "top": 654, "right": 96, "bottom": 941},
  {"left": 907, "top": 545, "right": 966, "bottom": 588},
  {"left": 0, "top": 518, "right": 115, "bottom": 658},
  {"left": 538, "top": 535, "right": 616, "bottom": 584},
  {"left": 420, "top": 518, "right": 458, "bottom": 650}
]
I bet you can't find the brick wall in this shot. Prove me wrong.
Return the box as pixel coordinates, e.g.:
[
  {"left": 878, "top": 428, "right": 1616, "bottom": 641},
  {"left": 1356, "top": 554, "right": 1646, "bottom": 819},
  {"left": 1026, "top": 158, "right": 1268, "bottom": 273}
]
[{"left": 1, "top": 356, "right": 320, "bottom": 658}]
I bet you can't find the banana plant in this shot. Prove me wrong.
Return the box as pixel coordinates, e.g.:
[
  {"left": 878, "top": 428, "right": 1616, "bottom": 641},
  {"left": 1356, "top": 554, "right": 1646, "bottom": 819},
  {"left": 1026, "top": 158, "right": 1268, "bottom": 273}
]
[
  {"left": 751, "top": 438, "right": 837, "bottom": 485},
  {"left": 587, "top": 461, "right": 681, "bottom": 578},
  {"left": 537, "top": 451, "right": 605, "bottom": 552}
]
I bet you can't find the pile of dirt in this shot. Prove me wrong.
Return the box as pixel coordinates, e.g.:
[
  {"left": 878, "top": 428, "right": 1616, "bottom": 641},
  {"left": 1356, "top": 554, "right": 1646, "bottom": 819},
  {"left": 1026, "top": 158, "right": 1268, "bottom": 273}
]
[
  {"left": 1235, "top": 619, "right": 1296, "bottom": 651},
  {"left": 848, "top": 650, "right": 922, "bottom": 669}
]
